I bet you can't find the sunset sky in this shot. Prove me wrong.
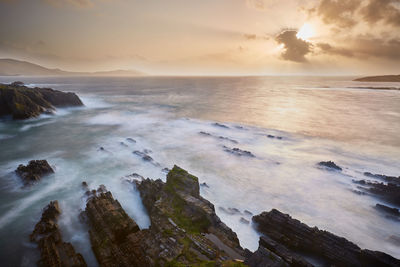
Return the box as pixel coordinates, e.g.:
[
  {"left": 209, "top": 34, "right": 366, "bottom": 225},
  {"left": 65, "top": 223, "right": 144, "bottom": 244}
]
[{"left": 0, "top": 0, "right": 399, "bottom": 75}]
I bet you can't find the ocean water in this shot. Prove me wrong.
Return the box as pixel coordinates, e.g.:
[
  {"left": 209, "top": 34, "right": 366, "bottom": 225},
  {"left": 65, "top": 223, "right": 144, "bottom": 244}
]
[{"left": 0, "top": 76, "right": 399, "bottom": 266}]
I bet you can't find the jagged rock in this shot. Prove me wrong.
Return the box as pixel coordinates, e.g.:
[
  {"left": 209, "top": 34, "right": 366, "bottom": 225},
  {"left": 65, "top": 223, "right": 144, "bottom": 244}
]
[
  {"left": 199, "top": 131, "right": 239, "bottom": 144},
  {"left": 318, "top": 161, "right": 342, "bottom": 171},
  {"left": 375, "top": 204, "right": 400, "bottom": 217},
  {"left": 134, "top": 165, "right": 245, "bottom": 265},
  {"left": 244, "top": 210, "right": 253, "bottom": 216},
  {"left": 213, "top": 122, "right": 230, "bottom": 129},
  {"left": 240, "top": 218, "right": 250, "bottom": 224},
  {"left": 84, "top": 187, "right": 148, "bottom": 267},
  {"left": 353, "top": 179, "right": 400, "bottom": 206},
  {"left": 0, "top": 82, "right": 82, "bottom": 120},
  {"left": 15, "top": 160, "right": 54, "bottom": 185},
  {"left": 31, "top": 201, "right": 87, "bottom": 267},
  {"left": 364, "top": 172, "right": 400, "bottom": 185},
  {"left": 133, "top": 150, "right": 159, "bottom": 166},
  {"left": 223, "top": 146, "right": 255, "bottom": 158},
  {"left": 126, "top": 137, "right": 136, "bottom": 143},
  {"left": 252, "top": 209, "right": 400, "bottom": 267},
  {"left": 200, "top": 182, "right": 210, "bottom": 188}
]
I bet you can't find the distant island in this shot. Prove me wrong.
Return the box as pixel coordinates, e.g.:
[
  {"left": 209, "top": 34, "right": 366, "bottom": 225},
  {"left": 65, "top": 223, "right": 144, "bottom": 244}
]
[
  {"left": 0, "top": 58, "right": 144, "bottom": 77},
  {"left": 354, "top": 75, "right": 400, "bottom": 82}
]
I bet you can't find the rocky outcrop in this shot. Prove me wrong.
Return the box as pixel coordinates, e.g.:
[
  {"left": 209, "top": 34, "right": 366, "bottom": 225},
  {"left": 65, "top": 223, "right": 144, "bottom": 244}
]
[
  {"left": 15, "top": 159, "right": 54, "bottom": 185},
  {"left": 82, "top": 187, "right": 148, "bottom": 267},
  {"left": 317, "top": 161, "right": 342, "bottom": 171},
  {"left": 82, "top": 166, "right": 245, "bottom": 266},
  {"left": 31, "top": 201, "right": 87, "bottom": 267},
  {"left": 375, "top": 204, "right": 400, "bottom": 218},
  {"left": 353, "top": 179, "right": 400, "bottom": 206},
  {"left": 364, "top": 172, "right": 400, "bottom": 185},
  {"left": 223, "top": 146, "right": 255, "bottom": 158},
  {"left": 0, "top": 82, "right": 83, "bottom": 120},
  {"left": 251, "top": 209, "right": 400, "bottom": 267},
  {"left": 134, "top": 165, "right": 245, "bottom": 266}
]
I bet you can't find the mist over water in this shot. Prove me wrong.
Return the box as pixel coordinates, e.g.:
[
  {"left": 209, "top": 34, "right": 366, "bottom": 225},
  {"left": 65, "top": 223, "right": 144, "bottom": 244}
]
[{"left": 0, "top": 76, "right": 399, "bottom": 266}]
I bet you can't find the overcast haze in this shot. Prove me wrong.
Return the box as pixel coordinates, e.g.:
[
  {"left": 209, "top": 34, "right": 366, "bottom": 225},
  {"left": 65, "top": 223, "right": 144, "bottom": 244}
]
[{"left": 0, "top": 0, "right": 399, "bottom": 75}]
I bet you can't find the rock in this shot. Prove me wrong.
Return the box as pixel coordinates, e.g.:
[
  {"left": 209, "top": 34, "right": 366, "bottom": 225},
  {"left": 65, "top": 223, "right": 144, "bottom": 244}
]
[
  {"left": 223, "top": 146, "right": 255, "bottom": 158},
  {"left": 15, "top": 160, "right": 54, "bottom": 185},
  {"left": 120, "top": 142, "right": 128, "bottom": 147},
  {"left": 244, "top": 210, "right": 253, "bottom": 216},
  {"left": 83, "top": 186, "right": 148, "bottom": 267},
  {"left": 126, "top": 138, "right": 136, "bottom": 143},
  {"left": 30, "top": 201, "right": 87, "bottom": 267},
  {"left": 364, "top": 172, "right": 400, "bottom": 185},
  {"left": 133, "top": 150, "right": 159, "bottom": 165},
  {"left": 353, "top": 179, "right": 400, "bottom": 206},
  {"left": 0, "top": 82, "right": 83, "bottom": 120},
  {"left": 199, "top": 131, "right": 239, "bottom": 144},
  {"left": 134, "top": 165, "right": 245, "bottom": 265},
  {"left": 82, "top": 181, "right": 88, "bottom": 188},
  {"left": 161, "top": 167, "right": 170, "bottom": 173},
  {"left": 244, "top": 238, "right": 289, "bottom": 267},
  {"left": 199, "top": 131, "right": 212, "bottom": 136},
  {"left": 213, "top": 122, "right": 230, "bottom": 129},
  {"left": 318, "top": 161, "right": 342, "bottom": 171},
  {"left": 252, "top": 209, "right": 400, "bottom": 267},
  {"left": 126, "top": 173, "right": 145, "bottom": 181},
  {"left": 375, "top": 203, "right": 400, "bottom": 217},
  {"left": 200, "top": 182, "right": 210, "bottom": 188},
  {"left": 218, "top": 136, "right": 239, "bottom": 144},
  {"left": 240, "top": 217, "right": 250, "bottom": 224}
]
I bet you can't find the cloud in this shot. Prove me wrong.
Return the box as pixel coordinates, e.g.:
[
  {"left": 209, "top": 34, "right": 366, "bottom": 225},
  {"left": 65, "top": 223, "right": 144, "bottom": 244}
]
[
  {"left": 317, "top": 37, "right": 400, "bottom": 59},
  {"left": 309, "top": 0, "right": 400, "bottom": 29},
  {"left": 275, "top": 30, "right": 312, "bottom": 62},
  {"left": 360, "top": 0, "right": 400, "bottom": 27},
  {"left": 310, "top": 0, "right": 361, "bottom": 28}
]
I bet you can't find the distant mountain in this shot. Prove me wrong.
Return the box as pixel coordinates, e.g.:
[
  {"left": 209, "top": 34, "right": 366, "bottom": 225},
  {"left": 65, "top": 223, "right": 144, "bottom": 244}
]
[
  {"left": 0, "top": 58, "right": 144, "bottom": 76},
  {"left": 354, "top": 75, "right": 400, "bottom": 82}
]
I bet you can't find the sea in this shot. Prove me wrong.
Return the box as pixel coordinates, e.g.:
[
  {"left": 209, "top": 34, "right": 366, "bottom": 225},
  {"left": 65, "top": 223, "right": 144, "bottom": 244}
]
[{"left": 0, "top": 76, "right": 399, "bottom": 266}]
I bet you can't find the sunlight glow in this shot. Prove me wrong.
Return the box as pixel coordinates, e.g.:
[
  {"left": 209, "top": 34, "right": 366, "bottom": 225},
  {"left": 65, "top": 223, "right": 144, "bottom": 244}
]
[{"left": 296, "top": 23, "right": 315, "bottom": 41}]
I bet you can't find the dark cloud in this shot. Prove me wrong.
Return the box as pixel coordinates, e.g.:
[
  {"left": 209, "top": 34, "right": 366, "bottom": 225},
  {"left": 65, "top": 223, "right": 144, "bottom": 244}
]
[
  {"left": 317, "top": 37, "right": 400, "bottom": 59},
  {"left": 310, "top": 0, "right": 361, "bottom": 28},
  {"left": 310, "top": 0, "right": 400, "bottom": 28},
  {"left": 316, "top": 43, "right": 355, "bottom": 57},
  {"left": 275, "top": 30, "right": 312, "bottom": 62},
  {"left": 360, "top": 0, "right": 400, "bottom": 27}
]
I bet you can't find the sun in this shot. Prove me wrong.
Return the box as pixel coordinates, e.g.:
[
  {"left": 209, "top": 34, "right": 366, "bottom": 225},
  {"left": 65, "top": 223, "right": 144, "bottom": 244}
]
[{"left": 296, "top": 23, "right": 315, "bottom": 41}]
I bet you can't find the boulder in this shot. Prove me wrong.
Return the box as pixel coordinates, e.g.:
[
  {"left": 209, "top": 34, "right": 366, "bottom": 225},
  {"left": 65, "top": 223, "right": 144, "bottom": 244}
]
[
  {"left": 252, "top": 209, "right": 400, "bottom": 267},
  {"left": 15, "top": 160, "right": 54, "bottom": 185},
  {"left": 30, "top": 201, "right": 87, "bottom": 267}
]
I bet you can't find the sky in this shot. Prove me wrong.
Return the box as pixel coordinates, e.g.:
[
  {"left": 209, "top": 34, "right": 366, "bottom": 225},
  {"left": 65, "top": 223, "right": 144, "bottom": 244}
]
[{"left": 0, "top": 0, "right": 399, "bottom": 75}]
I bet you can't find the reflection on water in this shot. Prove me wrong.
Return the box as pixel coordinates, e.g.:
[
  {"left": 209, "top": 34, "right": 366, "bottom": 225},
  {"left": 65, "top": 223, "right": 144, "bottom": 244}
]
[{"left": 0, "top": 76, "right": 399, "bottom": 266}]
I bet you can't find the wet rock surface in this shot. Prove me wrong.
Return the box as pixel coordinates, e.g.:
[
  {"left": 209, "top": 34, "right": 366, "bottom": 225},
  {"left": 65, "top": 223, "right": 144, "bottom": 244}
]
[
  {"left": 223, "top": 146, "right": 255, "bottom": 158},
  {"left": 199, "top": 131, "right": 239, "bottom": 144},
  {"left": 83, "top": 187, "right": 148, "bottom": 267},
  {"left": 251, "top": 209, "right": 400, "bottom": 267},
  {"left": 352, "top": 179, "right": 400, "bottom": 206},
  {"left": 133, "top": 165, "right": 246, "bottom": 266},
  {"left": 0, "top": 82, "right": 83, "bottom": 120},
  {"left": 31, "top": 201, "right": 87, "bottom": 267},
  {"left": 15, "top": 159, "right": 54, "bottom": 185},
  {"left": 375, "top": 204, "right": 400, "bottom": 218},
  {"left": 364, "top": 172, "right": 400, "bottom": 185},
  {"left": 317, "top": 161, "right": 342, "bottom": 171}
]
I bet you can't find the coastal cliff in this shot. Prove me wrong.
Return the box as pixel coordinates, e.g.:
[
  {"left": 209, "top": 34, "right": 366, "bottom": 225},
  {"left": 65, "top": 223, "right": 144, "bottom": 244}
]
[
  {"left": 0, "top": 81, "right": 83, "bottom": 120},
  {"left": 30, "top": 166, "right": 400, "bottom": 267}
]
